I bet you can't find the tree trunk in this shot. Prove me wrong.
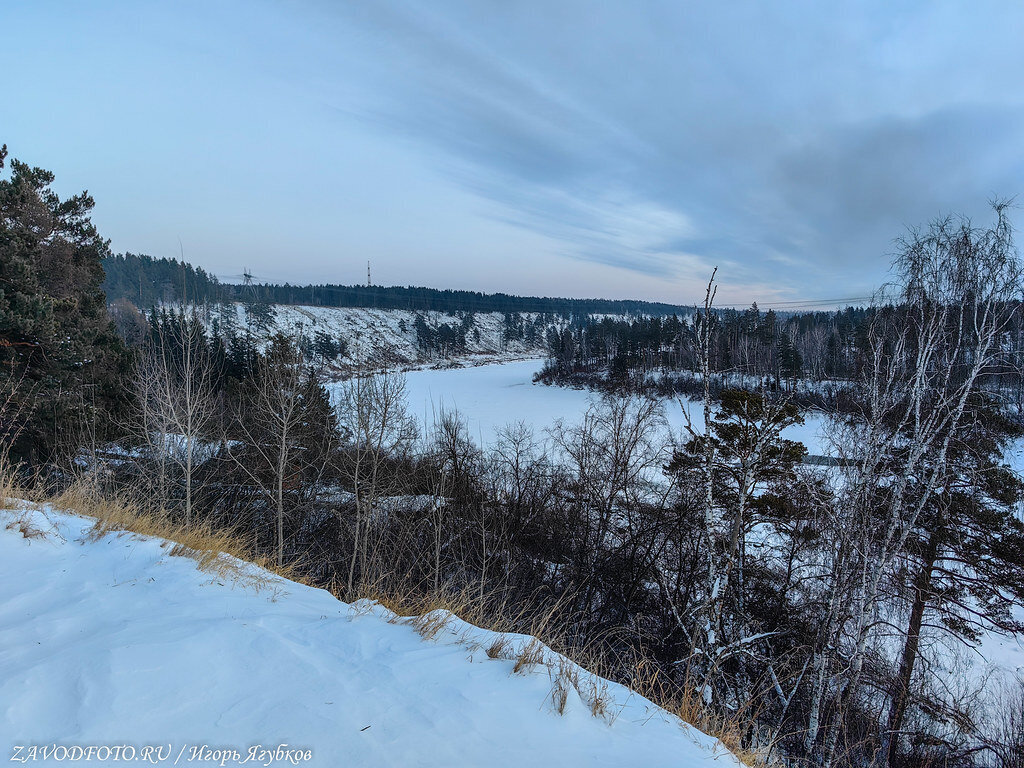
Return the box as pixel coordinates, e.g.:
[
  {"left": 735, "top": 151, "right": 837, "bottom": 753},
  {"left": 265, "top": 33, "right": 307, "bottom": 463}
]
[
  {"left": 884, "top": 530, "right": 939, "bottom": 767},
  {"left": 276, "top": 441, "right": 286, "bottom": 568}
]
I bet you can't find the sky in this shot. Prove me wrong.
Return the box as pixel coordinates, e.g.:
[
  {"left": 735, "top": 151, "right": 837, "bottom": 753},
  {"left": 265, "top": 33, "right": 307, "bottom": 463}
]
[{"left": 4, "top": 1, "right": 1024, "bottom": 306}]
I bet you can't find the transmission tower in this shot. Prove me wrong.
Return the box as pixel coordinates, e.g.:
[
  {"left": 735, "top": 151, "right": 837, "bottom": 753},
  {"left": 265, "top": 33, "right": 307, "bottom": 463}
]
[{"left": 242, "top": 269, "right": 256, "bottom": 301}]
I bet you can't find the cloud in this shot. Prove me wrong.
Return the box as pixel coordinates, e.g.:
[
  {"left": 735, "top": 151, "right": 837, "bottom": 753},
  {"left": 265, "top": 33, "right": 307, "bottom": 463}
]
[
  {"left": 10, "top": 0, "right": 1024, "bottom": 301},
  {"left": 313, "top": 1, "right": 1024, "bottom": 298}
]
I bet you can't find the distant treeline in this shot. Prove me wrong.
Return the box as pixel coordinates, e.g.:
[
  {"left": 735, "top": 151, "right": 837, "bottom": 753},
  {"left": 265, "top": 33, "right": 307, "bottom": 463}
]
[
  {"left": 543, "top": 305, "right": 872, "bottom": 384},
  {"left": 102, "top": 254, "right": 224, "bottom": 306},
  {"left": 541, "top": 299, "right": 1024, "bottom": 410},
  {"left": 101, "top": 252, "right": 694, "bottom": 317}
]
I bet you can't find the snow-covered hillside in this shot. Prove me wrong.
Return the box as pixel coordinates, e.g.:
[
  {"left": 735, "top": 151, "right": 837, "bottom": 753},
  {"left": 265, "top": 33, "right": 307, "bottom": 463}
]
[
  {"left": 0, "top": 505, "right": 742, "bottom": 767},
  {"left": 203, "top": 303, "right": 558, "bottom": 368}
]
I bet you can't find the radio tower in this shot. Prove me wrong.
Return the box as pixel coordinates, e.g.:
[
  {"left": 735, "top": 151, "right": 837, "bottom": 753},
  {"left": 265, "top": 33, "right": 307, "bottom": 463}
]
[{"left": 367, "top": 260, "right": 371, "bottom": 287}]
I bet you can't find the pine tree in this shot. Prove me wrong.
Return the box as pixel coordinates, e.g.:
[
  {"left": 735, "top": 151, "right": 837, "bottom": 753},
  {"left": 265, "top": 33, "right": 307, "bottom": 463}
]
[
  {"left": 883, "top": 399, "right": 1024, "bottom": 764},
  {"left": 0, "top": 145, "right": 127, "bottom": 462}
]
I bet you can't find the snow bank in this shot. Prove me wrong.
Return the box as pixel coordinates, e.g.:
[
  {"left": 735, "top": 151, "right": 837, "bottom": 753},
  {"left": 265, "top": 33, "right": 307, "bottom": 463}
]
[{"left": 0, "top": 506, "right": 742, "bottom": 767}]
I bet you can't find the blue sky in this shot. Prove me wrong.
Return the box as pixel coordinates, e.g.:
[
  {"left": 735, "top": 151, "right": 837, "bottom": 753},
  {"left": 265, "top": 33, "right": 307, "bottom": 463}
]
[{"left": 5, "top": 1, "right": 1024, "bottom": 305}]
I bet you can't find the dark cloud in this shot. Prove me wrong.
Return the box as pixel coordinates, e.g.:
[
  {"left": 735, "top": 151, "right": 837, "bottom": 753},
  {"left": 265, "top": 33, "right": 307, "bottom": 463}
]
[{"left": 323, "top": 0, "right": 1024, "bottom": 296}]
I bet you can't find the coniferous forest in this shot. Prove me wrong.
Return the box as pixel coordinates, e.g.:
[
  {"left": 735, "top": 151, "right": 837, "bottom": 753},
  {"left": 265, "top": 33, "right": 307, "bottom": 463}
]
[
  {"left": 101, "top": 251, "right": 693, "bottom": 317},
  {"left": 6, "top": 146, "right": 1024, "bottom": 768}
]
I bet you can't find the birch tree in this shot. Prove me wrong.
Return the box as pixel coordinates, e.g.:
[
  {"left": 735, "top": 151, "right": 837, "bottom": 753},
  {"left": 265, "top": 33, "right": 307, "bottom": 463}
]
[
  {"left": 131, "top": 310, "right": 217, "bottom": 523},
  {"left": 232, "top": 335, "right": 311, "bottom": 567},
  {"left": 809, "top": 203, "right": 1023, "bottom": 765},
  {"left": 336, "top": 367, "right": 417, "bottom": 592}
]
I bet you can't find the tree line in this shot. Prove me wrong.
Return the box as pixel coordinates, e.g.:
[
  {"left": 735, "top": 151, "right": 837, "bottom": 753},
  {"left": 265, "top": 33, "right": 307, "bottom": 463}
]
[
  {"left": 101, "top": 251, "right": 694, "bottom": 317},
  {"left": 540, "top": 292, "right": 1024, "bottom": 415}
]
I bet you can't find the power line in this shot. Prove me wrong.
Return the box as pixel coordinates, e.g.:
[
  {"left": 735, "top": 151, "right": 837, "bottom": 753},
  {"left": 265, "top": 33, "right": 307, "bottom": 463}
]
[{"left": 711, "top": 296, "right": 874, "bottom": 309}]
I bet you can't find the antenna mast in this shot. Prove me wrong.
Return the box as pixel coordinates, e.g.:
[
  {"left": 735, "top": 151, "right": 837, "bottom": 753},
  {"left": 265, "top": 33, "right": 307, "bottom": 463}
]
[{"left": 367, "top": 260, "right": 371, "bottom": 287}]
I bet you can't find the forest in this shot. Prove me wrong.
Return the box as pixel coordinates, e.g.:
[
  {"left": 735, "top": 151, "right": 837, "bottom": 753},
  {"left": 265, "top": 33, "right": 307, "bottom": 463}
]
[
  {"left": 101, "top": 251, "right": 693, "bottom": 317},
  {"left": 5, "top": 146, "right": 1024, "bottom": 767}
]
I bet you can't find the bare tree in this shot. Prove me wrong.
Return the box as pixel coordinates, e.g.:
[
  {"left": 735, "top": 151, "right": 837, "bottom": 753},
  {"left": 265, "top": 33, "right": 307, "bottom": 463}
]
[
  {"left": 807, "top": 203, "right": 1023, "bottom": 766},
  {"left": 335, "top": 366, "right": 417, "bottom": 592},
  {"left": 130, "top": 310, "right": 217, "bottom": 523},
  {"left": 232, "top": 335, "right": 311, "bottom": 567},
  {"left": 551, "top": 392, "right": 668, "bottom": 625},
  {"left": 0, "top": 365, "right": 34, "bottom": 470}
]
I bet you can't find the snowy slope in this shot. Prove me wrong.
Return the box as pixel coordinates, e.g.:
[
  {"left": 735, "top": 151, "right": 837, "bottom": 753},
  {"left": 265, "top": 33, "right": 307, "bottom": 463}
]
[
  {"left": 202, "top": 303, "right": 557, "bottom": 366},
  {"left": 0, "top": 505, "right": 742, "bottom": 767}
]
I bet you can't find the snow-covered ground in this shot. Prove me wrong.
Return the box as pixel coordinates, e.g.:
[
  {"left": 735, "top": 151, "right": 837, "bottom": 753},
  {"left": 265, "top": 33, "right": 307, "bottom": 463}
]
[
  {"left": 397, "top": 357, "right": 1024, "bottom": 471},
  {"left": 203, "top": 303, "right": 555, "bottom": 366},
  {"left": 0, "top": 505, "right": 741, "bottom": 767}
]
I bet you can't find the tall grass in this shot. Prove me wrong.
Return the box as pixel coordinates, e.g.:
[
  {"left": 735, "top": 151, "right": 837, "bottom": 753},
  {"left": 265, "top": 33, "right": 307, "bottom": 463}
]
[{"left": 0, "top": 462, "right": 304, "bottom": 587}]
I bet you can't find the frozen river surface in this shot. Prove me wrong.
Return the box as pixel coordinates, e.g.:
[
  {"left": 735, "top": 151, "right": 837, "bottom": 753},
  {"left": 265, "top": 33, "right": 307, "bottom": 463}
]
[{"left": 395, "top": 358, "right": 827, "bottom": 454}]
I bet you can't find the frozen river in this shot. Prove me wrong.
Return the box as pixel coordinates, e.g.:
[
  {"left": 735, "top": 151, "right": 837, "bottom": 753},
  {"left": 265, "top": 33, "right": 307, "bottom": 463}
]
[{"left": 396, "top": 358, "right": 828, "bottom": 454}]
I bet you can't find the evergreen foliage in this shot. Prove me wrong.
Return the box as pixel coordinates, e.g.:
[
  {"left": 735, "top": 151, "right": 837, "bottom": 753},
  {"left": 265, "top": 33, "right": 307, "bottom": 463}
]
[
  {"left": 0, "top": 145, "right": 127, "bottom": 462},
  {"left": 101, "top": 252, "right": 224, "bottom": 306}
]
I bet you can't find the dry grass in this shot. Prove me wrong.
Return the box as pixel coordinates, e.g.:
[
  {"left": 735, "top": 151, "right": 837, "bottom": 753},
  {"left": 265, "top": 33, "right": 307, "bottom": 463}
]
[
  {"left": 342, "top": 568, "right": 767, "bottom": 754},
  {"left": 348, "top": 575, "right": 626, "bottom": 723},
  {"left": 350, "top": 579, "right": 483, "bottom": 624},
  {"left": 410, "top": 610, "right": 456, "bottom": 641},
  {"left": 513, "top": 639, "right": 547, "bottom": 675},
  {"left": 0, "top": 464, "right": 305, "bottom": 593},
  {"left": 486, "top": 635, "right": 511, "bottom": 660},
  {"left": 628, "top": 657, "right": 770, "bottom": 766},
  {"left": 582, "top": 675, "right": 612, "bottom": 720},
  {"left": 0, "top": 465, "right": 24, "bottom": 510},
  {"left": 5, "top": 513, "right": 48, "bottom": 540},
  {"left": 549, "top": 669, "right": 570, "bottom": 715}
]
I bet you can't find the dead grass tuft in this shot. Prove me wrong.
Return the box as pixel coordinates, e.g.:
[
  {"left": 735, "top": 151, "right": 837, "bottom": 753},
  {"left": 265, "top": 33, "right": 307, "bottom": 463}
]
[
  {"left": 513, "top": 639, "right": 546, "bottom": 675},
  {"left": 5, "top": 514, "right": 47, "bottom": 540},
  {"left": 410, "top": 610, "right": 455, "bottom": 641},
  {"left": 549, "top": 672, "right": 569, "bottom": 715},
  {"left": 486, "top": 635, "right": 511, "bottom": 660},
  {"left": 0, "top": 467, "right": 22, "bottom": 509},
  {"left": 584, "top": 676, "right": 612, "bottom": 720}
]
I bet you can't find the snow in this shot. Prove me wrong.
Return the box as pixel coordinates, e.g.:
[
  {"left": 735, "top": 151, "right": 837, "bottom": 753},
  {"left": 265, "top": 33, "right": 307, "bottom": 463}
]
[
  {"left": 203, "top": 303, "right": 555, "bottom": 366},
  {"left": 396, "top": 361, "right": 1024, "bottom": 687},
  {"left": 1004, "top": 439, "right": 1024, "bottom": 477},
  {"left": 395, "top": 358, "right": 829, "bottom": 454},
  {"left": 0, "top": 505, "right": 742, "bottom": 767}
]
